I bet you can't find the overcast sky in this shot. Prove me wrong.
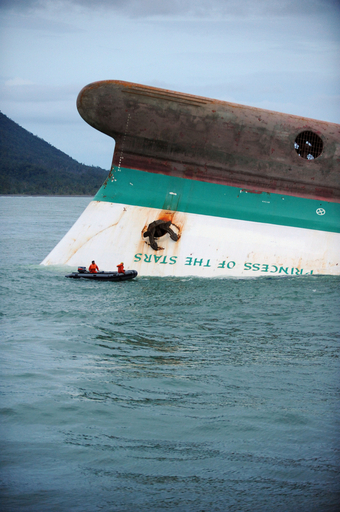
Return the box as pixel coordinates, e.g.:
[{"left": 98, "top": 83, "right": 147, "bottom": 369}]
[{"left": 0, "top": 0, "right": 339, "bottom": 169}]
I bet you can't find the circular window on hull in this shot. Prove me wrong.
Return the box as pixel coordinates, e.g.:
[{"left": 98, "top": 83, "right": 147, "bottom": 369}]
[{"left": 294, "top": 131, "right": 323, "bottom": 160}]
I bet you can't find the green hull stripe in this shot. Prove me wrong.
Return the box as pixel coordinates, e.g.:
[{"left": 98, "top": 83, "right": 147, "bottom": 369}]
[{"left": 95, "top": 166, "right": 340, "bottom": 233}]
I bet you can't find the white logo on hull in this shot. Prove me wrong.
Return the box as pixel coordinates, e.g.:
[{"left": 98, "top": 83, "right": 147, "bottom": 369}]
[{"left": 316, "top": 208, "right": 326, "bottom": 215}]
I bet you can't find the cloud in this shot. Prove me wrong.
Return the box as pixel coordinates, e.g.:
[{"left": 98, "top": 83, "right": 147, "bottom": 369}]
[
  {"left": 0, "top": 0, "right": 41, "bottom": 11},
  {"left": 0, "top": 82, "right": 80, "bottom": 103},
  {"left": 1, "top": 0, "right": 338, "bottom": 168},
  {"left": 1, "top": 0, "right": 339, "bottom": 18},
  {"left": 4, "top": 78, "right": 35, "bottom": 86}
]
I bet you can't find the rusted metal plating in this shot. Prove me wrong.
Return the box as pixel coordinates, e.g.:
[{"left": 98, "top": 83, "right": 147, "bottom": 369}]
[{"left": 77, "top": 80, "right": 340, "bottom": 202}]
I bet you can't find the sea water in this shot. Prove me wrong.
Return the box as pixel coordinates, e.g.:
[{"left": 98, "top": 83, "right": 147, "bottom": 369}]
[{"left": 0, "top": 196, "right": 339, "bottom": 512}]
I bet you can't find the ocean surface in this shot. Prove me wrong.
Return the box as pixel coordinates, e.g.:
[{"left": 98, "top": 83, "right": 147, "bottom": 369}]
[{"left": 0, "top": 196, "right": 339, "bottom": 512}]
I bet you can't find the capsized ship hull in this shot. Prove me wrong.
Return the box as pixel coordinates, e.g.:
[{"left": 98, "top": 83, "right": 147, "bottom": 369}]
[{"left": 42, "top": 80, "right": 340, "bottom": 276}]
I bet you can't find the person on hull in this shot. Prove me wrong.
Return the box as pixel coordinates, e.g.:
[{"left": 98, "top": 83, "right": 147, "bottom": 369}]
[{"left": 89, "top": 260, "right": 99, "bottom": 273}]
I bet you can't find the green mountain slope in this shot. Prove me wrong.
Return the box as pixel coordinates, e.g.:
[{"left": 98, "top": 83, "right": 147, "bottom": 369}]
[{"left": 0, "top": 112, "right": 109, "bottom": 195}]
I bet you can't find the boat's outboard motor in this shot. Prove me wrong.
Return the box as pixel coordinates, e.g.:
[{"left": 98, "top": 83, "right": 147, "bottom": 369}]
[{"left": 77, "top": 266, "right": 87, "bottom": 273}]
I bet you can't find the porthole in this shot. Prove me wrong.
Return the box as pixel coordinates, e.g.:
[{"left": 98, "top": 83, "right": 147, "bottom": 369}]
[{"left": 294, "top": 131, "right": 323, "bottom": 160}]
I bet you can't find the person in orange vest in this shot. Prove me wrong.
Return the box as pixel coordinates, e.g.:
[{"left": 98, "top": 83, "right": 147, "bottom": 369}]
[
  {"left": 117, "top": 262, "right": 125, "bottom": 274},
  {"left": 89, "top": 260, "right": 99, "bottom": 273}
]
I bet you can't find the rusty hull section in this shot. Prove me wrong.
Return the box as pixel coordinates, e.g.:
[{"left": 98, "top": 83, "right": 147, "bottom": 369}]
[{"left": 77, "top": 80, "right": 340, "bottom": 202}]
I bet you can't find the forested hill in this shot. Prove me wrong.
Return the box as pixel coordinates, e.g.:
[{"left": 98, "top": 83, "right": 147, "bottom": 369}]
[{"left": 0, "top": 112, "right": 109, "bottom": 195}]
